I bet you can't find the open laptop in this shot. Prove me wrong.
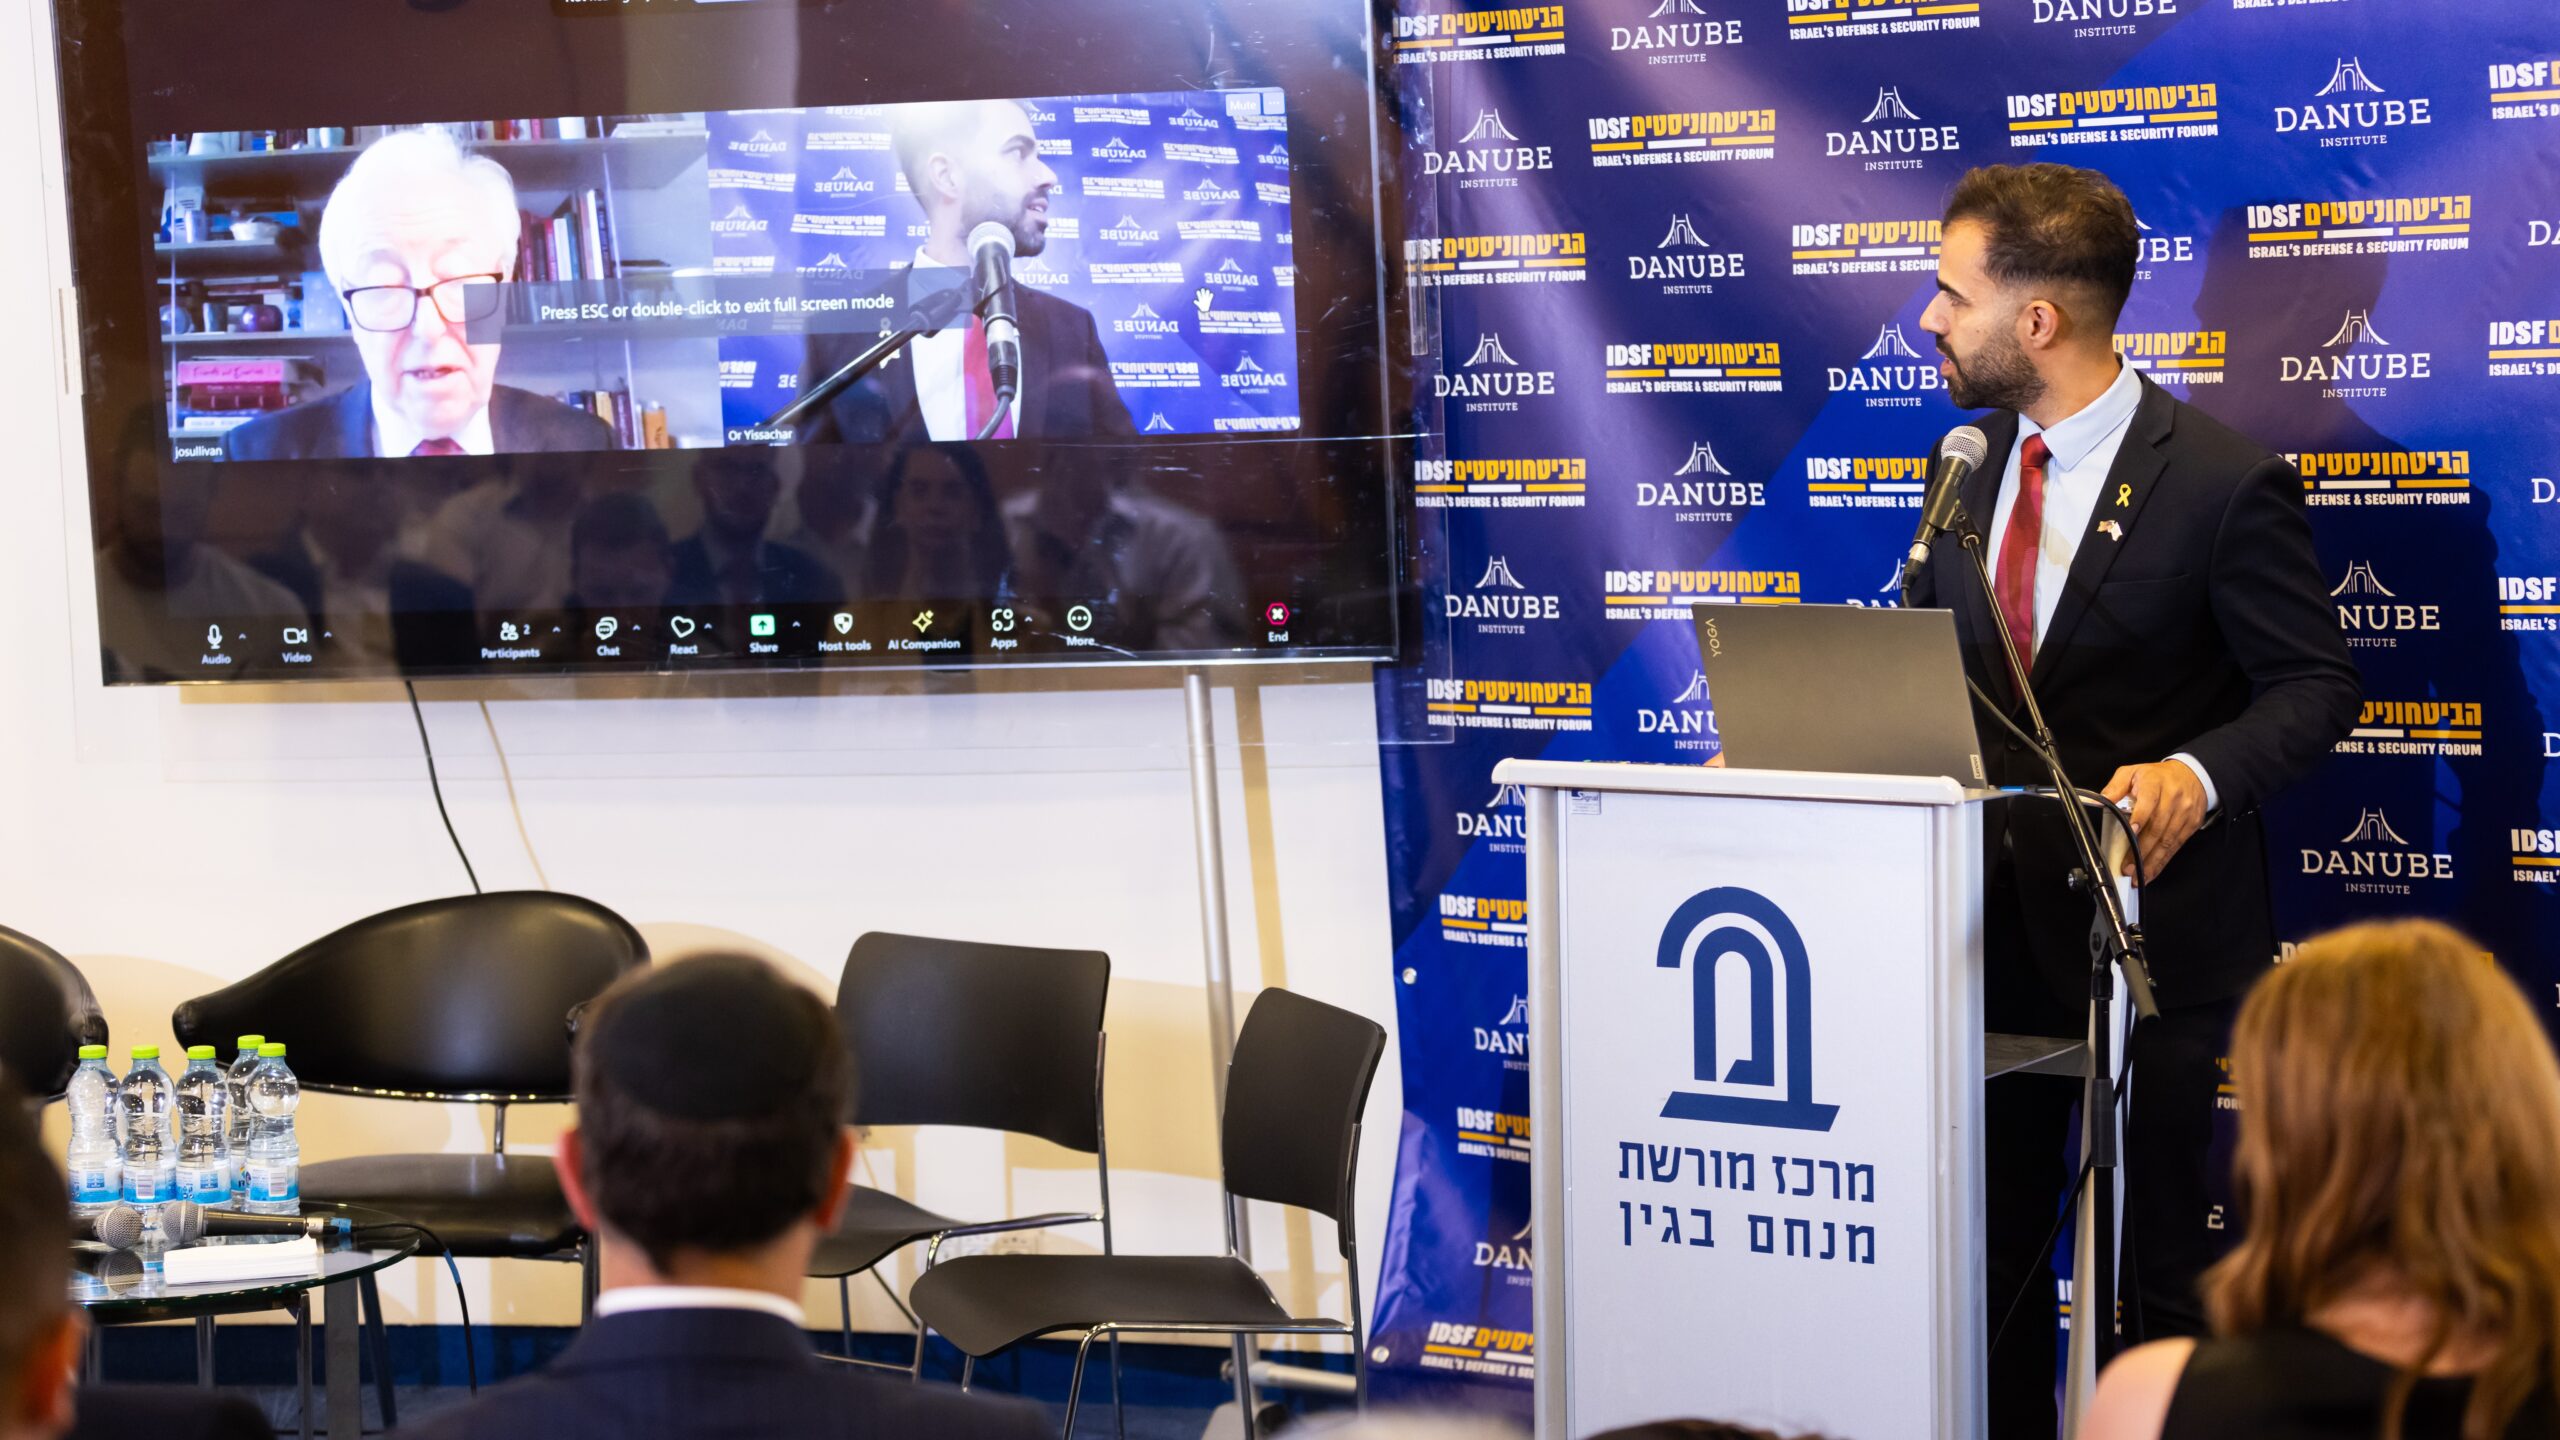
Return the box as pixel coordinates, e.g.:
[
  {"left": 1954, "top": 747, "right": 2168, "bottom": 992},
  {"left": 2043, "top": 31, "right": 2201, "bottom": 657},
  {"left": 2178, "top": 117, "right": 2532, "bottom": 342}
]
[{"left": 1693, "top": 603, "right": 1986, "bottom": 785}]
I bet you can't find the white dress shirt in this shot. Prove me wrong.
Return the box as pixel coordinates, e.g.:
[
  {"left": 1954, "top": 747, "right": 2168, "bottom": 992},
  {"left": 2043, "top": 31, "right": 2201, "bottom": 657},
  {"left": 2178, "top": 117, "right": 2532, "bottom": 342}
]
[
  {"left": 1981, "top": 358, "right": 2219, "bottom": 811},
  {"left": 906, "top": 248, "right": 1024, "bottom": 442},
  {"left": 373, "top": 389, "right": 496, "bottom": 458},
  {"left": 591, "top": 1285, "right": 808, "bottom": 1326}
]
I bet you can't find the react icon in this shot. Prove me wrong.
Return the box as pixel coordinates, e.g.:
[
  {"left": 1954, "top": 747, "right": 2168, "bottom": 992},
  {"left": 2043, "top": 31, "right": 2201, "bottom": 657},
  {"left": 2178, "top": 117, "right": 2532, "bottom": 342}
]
[{"left": 594, "top": 617, "right": 619, "bottom": 641}]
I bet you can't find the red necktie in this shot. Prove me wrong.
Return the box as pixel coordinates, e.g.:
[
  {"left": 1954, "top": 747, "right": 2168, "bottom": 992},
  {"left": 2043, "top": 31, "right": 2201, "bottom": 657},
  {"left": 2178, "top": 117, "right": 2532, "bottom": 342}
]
[
  {"left": 962, "top": 317, "right": 1015, "bottom": 440},
  {"left": 1997, "top": 433, "right": 2050, "bottom": 669},
  {"left": 411, "top": 438, "right": 465, "bottom": 457}
]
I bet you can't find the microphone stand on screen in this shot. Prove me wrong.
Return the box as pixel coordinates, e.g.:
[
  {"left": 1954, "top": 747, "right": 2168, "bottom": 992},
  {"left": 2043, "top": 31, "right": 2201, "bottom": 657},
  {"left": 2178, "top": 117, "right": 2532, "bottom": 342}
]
[
  {"left": 1906, "top": 488, "right": 2159, "bottom": 1384},
  {"left": 757, "top": 272, "right": 974, "bottom": 434}
]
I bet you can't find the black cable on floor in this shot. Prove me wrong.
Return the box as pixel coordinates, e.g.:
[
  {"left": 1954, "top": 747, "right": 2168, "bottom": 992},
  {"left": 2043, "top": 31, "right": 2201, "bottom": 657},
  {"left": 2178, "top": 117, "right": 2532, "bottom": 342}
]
[{"left": 404, "top": 682, "right": 481, "bottom": 895}]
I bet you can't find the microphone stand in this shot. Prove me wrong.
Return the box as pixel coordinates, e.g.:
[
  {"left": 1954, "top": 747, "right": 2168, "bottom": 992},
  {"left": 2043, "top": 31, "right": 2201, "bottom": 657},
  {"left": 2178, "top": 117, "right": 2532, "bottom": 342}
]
[
  {"left": 1910, "top": 510, "right": 2157, "bottom": 1411},
  {"left": 757, "top": 281, "right": 973, "bottom": 432}
]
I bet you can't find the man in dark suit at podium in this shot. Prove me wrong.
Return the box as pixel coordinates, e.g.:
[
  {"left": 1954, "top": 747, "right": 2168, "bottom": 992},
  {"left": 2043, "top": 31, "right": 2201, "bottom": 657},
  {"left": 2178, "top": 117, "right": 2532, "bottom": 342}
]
[
  {"left": 398, "top": 955, "right": 1048, "bottom": 1440},
  {"left": 1909, "top": 164, "right": 2359, "bottom": 1437},
  {"left": 791, "top": 99, "right": 1135, "bottom": 446}
]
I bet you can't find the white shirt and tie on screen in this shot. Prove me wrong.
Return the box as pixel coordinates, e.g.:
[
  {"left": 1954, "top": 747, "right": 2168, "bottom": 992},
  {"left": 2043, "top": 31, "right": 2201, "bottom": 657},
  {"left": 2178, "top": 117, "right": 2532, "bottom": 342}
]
[{"left": 906, "top": 246, "right": 1022, "bottom": 442}]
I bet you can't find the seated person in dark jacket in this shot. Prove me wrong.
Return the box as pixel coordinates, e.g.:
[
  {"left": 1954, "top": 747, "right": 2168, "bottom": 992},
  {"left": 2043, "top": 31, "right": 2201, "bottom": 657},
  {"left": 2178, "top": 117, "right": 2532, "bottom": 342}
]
[
  {"left": 395, "top": 955, "right": 1050, "bottom": 1440},
  {"left": 2084, "top": 918, "right": 2560, "bottom": 1440},
  {"left": 223, "top": 128, "right": 617, "bottom": 461},
  {"left": 0, "top": 1088, "right": 273, "bottom": 1440},
  {"left": 666, "top": 450, "right": 841, "bottom": 608}
]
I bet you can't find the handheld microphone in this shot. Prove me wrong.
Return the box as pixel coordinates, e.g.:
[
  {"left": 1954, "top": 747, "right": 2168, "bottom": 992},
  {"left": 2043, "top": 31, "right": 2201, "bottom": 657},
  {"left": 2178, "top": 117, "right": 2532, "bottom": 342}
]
[
  {"left": 966, "top": 220, "right": 1023, "bottom": 424},
  {"left": 1905, "top": 424, "right": 1990, "bottom": 575},
  {"left": 84, "top": 1201, "right": 351, "bottom": 1250}
]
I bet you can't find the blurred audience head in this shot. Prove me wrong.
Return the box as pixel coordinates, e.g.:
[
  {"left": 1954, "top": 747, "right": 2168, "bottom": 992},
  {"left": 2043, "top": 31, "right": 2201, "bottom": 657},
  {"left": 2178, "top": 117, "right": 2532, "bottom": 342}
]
[
  {"left": 566, "top": 953, "right": 854, "bottom": 1281},
  {"left": 0, "top": 1084, "right": 82, "bottom": 1440},
  {"left": 866, "top": 443, "right": 1009, "bottom": 598},
  {"left": 2206, "top": 918, "right": 2560, "bottom": 1436},
  {"left": 566, "top": 492, "right": 673, "bottom": 611}
]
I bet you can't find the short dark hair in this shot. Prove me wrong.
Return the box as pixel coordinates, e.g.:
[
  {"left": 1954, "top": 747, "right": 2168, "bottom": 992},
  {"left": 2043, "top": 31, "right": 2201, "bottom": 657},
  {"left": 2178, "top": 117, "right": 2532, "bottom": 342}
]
[
  {"left": 0, "top": 1086, "right": 69, "bottom": 1415},
  {"left": 1943, "top": 163, "right": 2139, "bottom": 324},
  {"left": 571, "top": 956, "right": 852, "bottom": 1271}
]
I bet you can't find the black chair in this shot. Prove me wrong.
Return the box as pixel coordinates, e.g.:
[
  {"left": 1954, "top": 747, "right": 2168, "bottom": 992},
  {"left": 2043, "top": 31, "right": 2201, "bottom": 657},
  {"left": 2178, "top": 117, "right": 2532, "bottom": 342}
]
[
  {"left": 171, "top": 891, "right": 647, "bottom": 1416},
  {"left": 0, "top": 925, "right": 108, "bottom": 1100},
  {"left": 910, "top": 987, "right": 1386, "bottom": 1439},
  {"left": 812, "top": 931, "right": 1113, "bottom": 1377}
]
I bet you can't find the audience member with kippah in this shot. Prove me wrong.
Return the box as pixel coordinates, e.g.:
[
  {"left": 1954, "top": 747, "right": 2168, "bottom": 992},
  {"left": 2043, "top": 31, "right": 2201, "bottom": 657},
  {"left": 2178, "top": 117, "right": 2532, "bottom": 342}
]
[
  {"left": 2084, "top": 918, "right": 2560, "bottom": 1440},
  {"left": 394, "top": 953, "right": 1050, "bottom": 1440}
]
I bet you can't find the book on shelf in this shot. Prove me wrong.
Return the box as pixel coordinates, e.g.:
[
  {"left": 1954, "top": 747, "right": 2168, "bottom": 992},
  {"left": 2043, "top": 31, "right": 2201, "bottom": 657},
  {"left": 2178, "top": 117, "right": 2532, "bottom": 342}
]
[{"left": 518, "top": 189, "right": 622, "bottom": 284}]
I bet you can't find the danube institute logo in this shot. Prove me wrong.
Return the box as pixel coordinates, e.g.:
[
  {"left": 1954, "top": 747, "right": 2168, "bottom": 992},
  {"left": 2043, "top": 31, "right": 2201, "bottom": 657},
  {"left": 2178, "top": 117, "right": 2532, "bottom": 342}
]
[
  {"left": 1424, "top": 109, "right": 1556, "bottom": 189},
  {"left": 1828, "top": 86, "right": 1962, "bottom": 171},
  {"left": 2277, "top": 57, "right": 2434, "bottom": 144},
  {"left": 1629, "top": 214, "right": 1748, "bottom": 293},
  {"left": 1445, "top": 555, "right": 1563, "bottom": 634},
  {"left": 2331, "top": 560, "right": 2442, "bottom": 649},
  {"left": 1435, "top": 333, "right": 1559, "bottom": 411},
  {"left": 2282, "top": 309, "right": 2433, "bottom": 394},
  {"left": 2299, "top": 807, "right": 2453, "bottom": 894},
  {"left": 1827, "top": 322, "right": 1943, "bottom": 407},
  {"left": 1612, "top": 0, "right": 1743, "bottom": 62},
  {"left": 1656, "top": 886, "right": 1837, "bottom": 1131},
  {"left": 1638, "top": 439, "right": 1766, "bottom": 521}
]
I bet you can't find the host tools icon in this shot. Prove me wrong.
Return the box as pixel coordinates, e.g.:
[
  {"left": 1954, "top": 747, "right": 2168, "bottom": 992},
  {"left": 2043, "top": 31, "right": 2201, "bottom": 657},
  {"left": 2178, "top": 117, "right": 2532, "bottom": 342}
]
[{"left": 832, "top": 612, "right": 855, "bottom": 635}]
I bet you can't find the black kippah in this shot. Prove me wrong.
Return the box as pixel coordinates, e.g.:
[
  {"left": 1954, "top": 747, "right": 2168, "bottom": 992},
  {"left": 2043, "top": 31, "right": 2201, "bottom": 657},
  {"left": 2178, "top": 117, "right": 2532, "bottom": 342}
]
[{"left": 589, "top": 954, "right": 835, "bottom": 1119}]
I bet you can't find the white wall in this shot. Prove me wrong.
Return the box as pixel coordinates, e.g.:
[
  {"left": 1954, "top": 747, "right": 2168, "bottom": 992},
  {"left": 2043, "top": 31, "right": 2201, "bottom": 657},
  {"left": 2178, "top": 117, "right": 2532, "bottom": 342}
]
[{"left": 3, "top": 1, "right": 1401, "bottom": 1344}]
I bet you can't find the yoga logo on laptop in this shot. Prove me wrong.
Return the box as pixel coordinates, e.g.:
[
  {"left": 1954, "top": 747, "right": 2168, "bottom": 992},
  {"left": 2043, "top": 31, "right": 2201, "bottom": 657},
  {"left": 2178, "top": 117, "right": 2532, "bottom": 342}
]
[{"left": 1656, "top": 886, "right": 1838, "bottom": 1132}]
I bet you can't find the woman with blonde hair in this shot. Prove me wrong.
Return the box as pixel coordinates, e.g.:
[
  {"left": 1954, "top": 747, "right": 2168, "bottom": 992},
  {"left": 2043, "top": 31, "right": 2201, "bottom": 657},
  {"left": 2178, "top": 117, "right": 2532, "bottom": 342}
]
[{"left": 2084, "top": 917, "right": 2560, "bottom": 1439}]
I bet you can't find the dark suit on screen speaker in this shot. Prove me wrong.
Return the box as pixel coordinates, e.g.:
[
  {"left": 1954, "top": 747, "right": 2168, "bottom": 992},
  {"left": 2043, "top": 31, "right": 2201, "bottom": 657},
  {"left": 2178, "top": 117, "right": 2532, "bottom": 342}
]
[
  {"left": 793, "top": 276, "right": 1136, "bottom": 446},
  {"left": 220, "top": 382, "right": 618, "bottom": 460},
  {"left": 390, "top": 1308, "right": 1052, "bottom": 1440},
  {"left": 1910, "top": 368, "right": 2360, "bottom": 1406}
]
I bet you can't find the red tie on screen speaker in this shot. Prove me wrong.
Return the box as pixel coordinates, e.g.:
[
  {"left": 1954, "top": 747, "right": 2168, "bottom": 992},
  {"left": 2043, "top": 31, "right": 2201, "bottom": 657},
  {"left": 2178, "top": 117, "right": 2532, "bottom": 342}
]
[
  {"left": 963, "top": 317, "right": 1015, "bottom": 440},
  {"left": 1997, "top": 433, "right": 2050, "bottom": 671},
  {"left": 411, "top": 438, "right": 465, "bottom": 457}
]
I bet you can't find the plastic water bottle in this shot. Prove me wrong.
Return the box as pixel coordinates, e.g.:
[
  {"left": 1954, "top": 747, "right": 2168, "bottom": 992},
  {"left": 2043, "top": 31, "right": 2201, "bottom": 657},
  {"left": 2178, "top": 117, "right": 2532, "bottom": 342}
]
[
  {"left": 64, "top": 1045, "right": 121, "bottom": 1218},
  {"left": 118, "top": 1046, "right": 179, "bottom": 1260},
  {"left": 174, "top": 1046, "right": 231, "bottom": 1204},
  {"left": 243, "top": 1042, "right": 301, "bottom": 1215},
  {"left": 225, "top": 1035, "right": 264, "bottom": 1204}
]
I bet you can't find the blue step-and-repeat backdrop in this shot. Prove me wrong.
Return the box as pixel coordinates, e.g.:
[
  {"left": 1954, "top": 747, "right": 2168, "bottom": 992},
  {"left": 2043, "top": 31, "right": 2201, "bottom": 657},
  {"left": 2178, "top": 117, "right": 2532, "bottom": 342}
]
[{"left": 1361, "top": 0, "right": 2560, "bottom": 1408}]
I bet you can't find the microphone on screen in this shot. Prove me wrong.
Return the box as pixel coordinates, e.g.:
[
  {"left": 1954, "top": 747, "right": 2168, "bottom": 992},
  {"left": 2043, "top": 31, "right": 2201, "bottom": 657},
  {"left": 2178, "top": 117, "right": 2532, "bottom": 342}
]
[{"left": 967, "top": 220, "right": 1024, "bottom": 424}]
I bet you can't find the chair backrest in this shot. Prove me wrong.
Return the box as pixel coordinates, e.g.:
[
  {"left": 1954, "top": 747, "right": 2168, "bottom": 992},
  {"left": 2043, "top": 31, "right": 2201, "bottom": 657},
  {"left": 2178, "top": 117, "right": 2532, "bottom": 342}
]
[
  {"left": 171, "top": 892, "right": 647, "bottom": 1100},
  {"left": 836, "top": 932, "right": 1109, "bottom": 1152},
  {"left": 1220, "top": 987, "right": 1386, "bottom": 1247},
  {"left": 0, "top": 926, "right": 107, "bottom": 1100}
]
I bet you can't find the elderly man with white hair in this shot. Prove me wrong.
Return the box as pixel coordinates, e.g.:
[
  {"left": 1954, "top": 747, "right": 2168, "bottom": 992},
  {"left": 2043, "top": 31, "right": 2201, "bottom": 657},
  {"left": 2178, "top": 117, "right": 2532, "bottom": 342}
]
[{"left": 224, "top": 128, "right": 617, "bottom": 459}]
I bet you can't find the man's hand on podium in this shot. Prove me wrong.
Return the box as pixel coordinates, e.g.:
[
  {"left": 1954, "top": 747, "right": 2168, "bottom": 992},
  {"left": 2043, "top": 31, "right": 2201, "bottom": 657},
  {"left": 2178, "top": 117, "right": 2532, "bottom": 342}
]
[{"left": 2100, "top": 760, "right": 2207, "bottom": 879}]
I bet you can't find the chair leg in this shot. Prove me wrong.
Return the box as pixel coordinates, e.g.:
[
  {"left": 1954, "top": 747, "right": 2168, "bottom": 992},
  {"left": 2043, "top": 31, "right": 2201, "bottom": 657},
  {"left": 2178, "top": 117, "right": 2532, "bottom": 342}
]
[
  {"left": 1110, "top": 1333, "right": 1126, "bottom": 1440},
  {"left": 960, "top": 1353, "right": 975, "bottom": 1393},
  {"left": 195, "top": 1316, "right": 215, "bottom": 1388},
  {"left": 291, "top": 1294, "right": 314, "bottom": 1440},
  {"left": 838, "top": 1276, "right": 856, "bottom": 1362},
  {"left": 360, "top": 1271, "right": 397, "bottom": 1427},
  {"left": 1062, "top": 1330, "right": 1100, "bottom": 1440},
  {"left": 580, "top": 1237, "right": 600, "bottom": 1322},
  {"left": 1236, "top": 1346, "right": 1259, "bottom": 1440}
]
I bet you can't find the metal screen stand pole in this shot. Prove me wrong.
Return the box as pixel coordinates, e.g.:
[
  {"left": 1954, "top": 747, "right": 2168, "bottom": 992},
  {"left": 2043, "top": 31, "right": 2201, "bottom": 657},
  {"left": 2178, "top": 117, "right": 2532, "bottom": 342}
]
[{"left": 1184, "top": 667, "right": 1260, "bottom": 1432}]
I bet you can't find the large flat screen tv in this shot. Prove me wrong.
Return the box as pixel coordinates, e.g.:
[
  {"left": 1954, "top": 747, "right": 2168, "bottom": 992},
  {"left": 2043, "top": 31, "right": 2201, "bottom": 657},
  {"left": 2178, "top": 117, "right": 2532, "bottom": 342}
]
[{"left": 52, "top": 0, "right": 1404, "bottom": 682}]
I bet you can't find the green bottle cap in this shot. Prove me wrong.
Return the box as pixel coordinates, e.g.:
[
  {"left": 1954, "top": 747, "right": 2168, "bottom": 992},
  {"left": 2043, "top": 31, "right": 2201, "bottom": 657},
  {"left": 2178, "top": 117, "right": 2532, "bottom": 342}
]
[
  {"left": 186, "top": 1045, "right": 217, "bottom": 1060},
  {"left": 129, "top": 1045, "right": 159, "bottom": 1060},
  {"left": 258, "top": 1042, "right": 286, "bottom": 1058},
  {"left": 77, "top": 1044, "right": 107, "bottom": 1060},
  {"left": 236, "top": 1034, "right": 266, "bottom": 1050}
]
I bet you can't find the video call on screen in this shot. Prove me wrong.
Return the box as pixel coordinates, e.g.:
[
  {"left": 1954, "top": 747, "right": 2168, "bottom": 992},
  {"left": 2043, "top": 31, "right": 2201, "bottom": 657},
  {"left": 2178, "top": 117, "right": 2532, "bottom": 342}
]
[{"left": 63, "top": 0, "right": 1395, "bottom": 681}]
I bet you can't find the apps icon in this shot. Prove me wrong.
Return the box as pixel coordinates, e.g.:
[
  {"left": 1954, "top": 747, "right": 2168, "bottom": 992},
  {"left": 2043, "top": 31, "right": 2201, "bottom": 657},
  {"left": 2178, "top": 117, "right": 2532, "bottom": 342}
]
[{"left": 750, "top": 613, "right": 777, "bottom": 638}]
